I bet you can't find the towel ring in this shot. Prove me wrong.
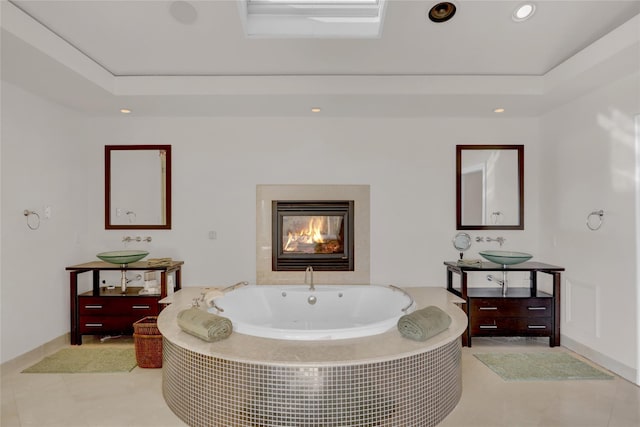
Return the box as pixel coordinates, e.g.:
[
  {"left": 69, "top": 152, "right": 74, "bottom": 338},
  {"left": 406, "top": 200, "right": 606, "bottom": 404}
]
[
  {"left": 23, "top": 209, "right": 40, "bottom": 230},
  {"left": 586, "top": 210, "right": 604, "bottom": 231}
]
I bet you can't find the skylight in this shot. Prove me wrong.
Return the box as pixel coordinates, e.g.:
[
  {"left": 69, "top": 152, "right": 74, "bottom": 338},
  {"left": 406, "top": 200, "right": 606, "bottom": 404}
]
[{"left": 238, "top": 0, "right": 387, "bottom": 38}]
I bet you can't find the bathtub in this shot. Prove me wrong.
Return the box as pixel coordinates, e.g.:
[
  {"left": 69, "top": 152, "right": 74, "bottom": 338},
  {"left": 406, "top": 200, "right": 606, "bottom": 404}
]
[
  {"left": 159, "top": 287, "right": 466, "bottom": 427},
  {"left": 210, "top": 284, "right": 415, "bottom": 340}
]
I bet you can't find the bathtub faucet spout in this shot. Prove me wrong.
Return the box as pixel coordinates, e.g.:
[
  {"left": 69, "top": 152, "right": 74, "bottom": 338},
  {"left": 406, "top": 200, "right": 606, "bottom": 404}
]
[{"left": 305, "top": 266, "right": 315, "bottom": 292}]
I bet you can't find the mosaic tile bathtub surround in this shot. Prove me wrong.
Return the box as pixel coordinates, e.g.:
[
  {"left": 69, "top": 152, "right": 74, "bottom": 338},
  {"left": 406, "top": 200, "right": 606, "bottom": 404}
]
[{"left": 163, "top": 338, "right": 462, "bottom": 427}]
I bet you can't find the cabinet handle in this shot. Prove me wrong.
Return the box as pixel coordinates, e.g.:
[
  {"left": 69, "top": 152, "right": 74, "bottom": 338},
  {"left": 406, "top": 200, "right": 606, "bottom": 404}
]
[
  {"left": 479, "top": 325, "right": 498, "bottom": 329},
  {"left": 84, "top": 305, "right": 103, "bottom": 309},
  {"left": 528, "top": 307, "right": 547, "bottom": 311},
  {"left": 479, "top": 307, "right": 498, "bottom": 311},
  {"left": 132, "top": 305, "right": 150, "bottom": 309},
  {"left": 527, "top": 325, "right": 547, "bottom": 329},
  {"left": 84, "top": 323, "right": 103, "bottom": 327}
]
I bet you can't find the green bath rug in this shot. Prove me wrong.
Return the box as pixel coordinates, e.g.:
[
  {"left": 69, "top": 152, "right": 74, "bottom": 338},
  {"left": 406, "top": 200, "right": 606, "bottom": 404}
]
[
  {"left": 22, "top": 347, "right": 136, "bottom": 373},
  {"left": 474, "top": 352, "right": 614, "bottom": 381}
]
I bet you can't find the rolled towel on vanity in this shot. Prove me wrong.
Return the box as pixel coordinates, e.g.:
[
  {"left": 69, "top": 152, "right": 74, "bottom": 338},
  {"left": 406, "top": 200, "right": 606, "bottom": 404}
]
[
  {"left": 457, "top": 258, "right": 482, "bottom": 267},
  {"left": 397, "top": 306, "right": 452, "bottom": 341},
  {"left": 147, "top": 258, "right": 173, "bottom": 267},
  {"left": 177, "top": 307, "right": 232, "bottom": 342}
]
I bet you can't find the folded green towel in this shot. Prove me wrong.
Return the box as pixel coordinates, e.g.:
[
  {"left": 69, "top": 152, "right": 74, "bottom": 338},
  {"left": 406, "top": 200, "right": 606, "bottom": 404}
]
[
  {"left": 177, "top": 308, "right": 233, "bottom": 342},
  {"left": 397, "top": 306, "right": 452, "bottom": 341}
]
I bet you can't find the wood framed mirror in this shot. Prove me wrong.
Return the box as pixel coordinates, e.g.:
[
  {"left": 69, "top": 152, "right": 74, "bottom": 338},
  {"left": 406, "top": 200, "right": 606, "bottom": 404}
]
[
  {"left": 105, "top": 145, "right": 171, "bottom": 229},
  {"left": 456, "top": 144, "right": 523, "bottom": 230}
]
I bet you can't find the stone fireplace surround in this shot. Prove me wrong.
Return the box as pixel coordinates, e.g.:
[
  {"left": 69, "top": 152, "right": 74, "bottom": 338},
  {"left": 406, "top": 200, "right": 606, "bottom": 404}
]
[{"left": 256, "top": 185, "right": 370, "bottom": 285}]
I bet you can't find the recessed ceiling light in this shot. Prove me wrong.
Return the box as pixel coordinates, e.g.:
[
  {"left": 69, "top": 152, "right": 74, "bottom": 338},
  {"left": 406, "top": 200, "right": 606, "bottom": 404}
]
[
  {"left": 513, "top": 3, "right": 535, "bottom": 22},
  {"left": 120, "top": 108, "right": 132, "bottom": 114},
  {"left": 428, "top": 2, "right": 456, "bottom": 23},
  {"left": 494, "top": 108, "right": 505, "bottom": 113},
  {"left": 311, "top": 107, "right": 322, "bottom": 113}
]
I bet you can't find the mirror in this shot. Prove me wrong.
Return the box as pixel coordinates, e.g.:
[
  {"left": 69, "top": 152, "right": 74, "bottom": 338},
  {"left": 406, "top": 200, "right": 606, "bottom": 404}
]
[
  {"left": 105, "top": 145, "right": 171, "bottom": 229},
  {"left": 456, "top": 144, "right": 523, "bottom": 230},
  {"left": 452, "top": 232, "right": 471, "bottom": 260}
]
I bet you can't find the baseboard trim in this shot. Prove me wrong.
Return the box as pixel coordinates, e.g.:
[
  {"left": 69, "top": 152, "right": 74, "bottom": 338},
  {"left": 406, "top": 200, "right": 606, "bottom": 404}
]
[
  {"left": 561, "top": 334, "right": 638, "bottom": 384},
  {"left": 0, "top": 333, "right": 70, "bottom": 377}
]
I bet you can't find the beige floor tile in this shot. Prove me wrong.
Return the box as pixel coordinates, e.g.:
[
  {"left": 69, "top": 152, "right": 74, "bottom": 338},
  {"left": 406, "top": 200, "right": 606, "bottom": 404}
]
[
  {"left": 446, "top": 338, "right": 638, "bottom": 427},
  {"left": 1, "top": 393, "right": 21, "bottom": 426},
  {"left": 1, "top": 337, "right": 638, "bottom": 427}
]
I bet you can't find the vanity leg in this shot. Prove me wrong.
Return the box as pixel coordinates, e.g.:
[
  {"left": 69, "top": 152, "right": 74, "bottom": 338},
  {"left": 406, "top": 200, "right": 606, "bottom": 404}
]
[
  {"left": 160, "top": 271, "right": 168, "bottom": 299},
  {"left": 551, "top": 272, "right": 561, "bottom": 347},
  {"left": 174, "top": 267, "right": 182, "bottom": 291},
  {"left": 70, "top": 271, "right": 80, "bottom": 345},
  {"left": 461, "top": 271, "right": 471, "bottom": 347},
  {"left": 530, "top": 271, "right": 537, "bottom": 296},
  {"left": 446, "top": 266, "right": 471, "bottom": 346}
]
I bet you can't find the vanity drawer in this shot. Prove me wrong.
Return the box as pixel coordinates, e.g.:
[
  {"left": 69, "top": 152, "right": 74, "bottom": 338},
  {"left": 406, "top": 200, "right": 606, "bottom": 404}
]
[
  {"left": 79, "top": 316, "right": 143, "bottom": 334},
  {"left": 78, "top": 297, "right": 159, "bottom": 316},
  {"left": 470, "top": 298, "right": 551, "bottom": 318},
  {"left": 471, "top": 317, "right": 552, "bottom": 335}
]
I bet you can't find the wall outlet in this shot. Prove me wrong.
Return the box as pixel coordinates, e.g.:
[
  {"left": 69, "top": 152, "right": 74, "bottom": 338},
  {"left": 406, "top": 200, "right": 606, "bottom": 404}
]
[{"left": 208, "top": 231, "right": 217, "bottom": 240}]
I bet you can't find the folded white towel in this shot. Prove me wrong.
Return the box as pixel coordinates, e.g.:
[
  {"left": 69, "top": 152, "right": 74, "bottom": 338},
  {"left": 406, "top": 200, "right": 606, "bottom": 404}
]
[
  {"left": 144, "top": 279, "right": 158, "bottom": 289},
  {"left": 457, "top": 258, "right": 482, "bottom": 267}
]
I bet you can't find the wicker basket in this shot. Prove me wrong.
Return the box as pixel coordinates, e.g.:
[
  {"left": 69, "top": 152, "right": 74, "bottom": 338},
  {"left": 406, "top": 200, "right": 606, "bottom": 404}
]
[
  {"left": 133, "top": 316, "right": 160, "bottom": 335},
  {"left": 133, "top": 317, "right": 162, "bottom": 368}
]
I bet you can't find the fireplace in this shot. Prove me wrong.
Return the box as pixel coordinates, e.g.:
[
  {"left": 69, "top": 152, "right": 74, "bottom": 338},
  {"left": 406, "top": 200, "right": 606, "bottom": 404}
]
[
  {"left": 272, "top": 201, "right": 354, "bottom": 271},
  {"left": 256, "top": 185, "right": 369, "bottom": 285}
]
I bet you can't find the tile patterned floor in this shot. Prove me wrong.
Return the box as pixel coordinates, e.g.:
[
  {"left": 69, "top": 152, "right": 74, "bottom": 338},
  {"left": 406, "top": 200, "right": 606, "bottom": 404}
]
[{"left": 2, "top": 337, "right": 639, "bottom": 427}]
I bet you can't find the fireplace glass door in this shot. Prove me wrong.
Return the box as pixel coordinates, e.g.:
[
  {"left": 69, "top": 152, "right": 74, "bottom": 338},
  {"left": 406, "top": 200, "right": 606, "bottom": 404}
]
[{"left": 272, "top": 201, "right": 354, "bottom": 271}]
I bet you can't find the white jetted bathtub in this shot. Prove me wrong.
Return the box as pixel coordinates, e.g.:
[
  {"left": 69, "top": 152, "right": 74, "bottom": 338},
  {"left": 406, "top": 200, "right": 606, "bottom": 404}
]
[
  {"left": 159, "top": 286, "right": 466, "bottom": 427},
  {"left": 209, "top": 284, "right": 415, "bottom": 340}
]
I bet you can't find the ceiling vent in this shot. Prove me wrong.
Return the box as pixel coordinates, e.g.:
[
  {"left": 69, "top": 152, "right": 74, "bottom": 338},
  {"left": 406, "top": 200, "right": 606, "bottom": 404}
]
[{"left": 238, "top": 0, "right": 387, "bottom": 38}]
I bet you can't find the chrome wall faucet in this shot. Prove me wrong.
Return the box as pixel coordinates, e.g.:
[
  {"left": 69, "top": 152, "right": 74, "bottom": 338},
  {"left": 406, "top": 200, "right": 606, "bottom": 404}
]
[
  {"left": 486, "top": 236, "right": 505, "bottom": 247},
  {"left": 122, "top": 236, "right": 152, "bottom": 243}
]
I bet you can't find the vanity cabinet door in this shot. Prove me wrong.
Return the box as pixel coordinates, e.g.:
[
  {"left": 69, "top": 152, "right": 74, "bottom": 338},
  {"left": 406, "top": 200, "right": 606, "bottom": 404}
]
[
  {"left": 470, "top": 298, "right": 551, "bottom": 317},
  {"left": 79, "top": 296, "right": 159, "bottom": 316},
  {"left": 470, "top": 317, "right": 518, "bottom": 334},
  {"left": 79, "top": 316, "right": 142, "bottom": 334},
  {"left": 469, "top": 297, "right": 552, "bottom": 336},
  {"left": 471, "top": 317, "right": 552, "bottom": 335},
  {"left": 78, "top": 295, "right": 160, "bottom": 335},
  {"left": 516, "top": 318, "right": 553, "bottom": 334}
]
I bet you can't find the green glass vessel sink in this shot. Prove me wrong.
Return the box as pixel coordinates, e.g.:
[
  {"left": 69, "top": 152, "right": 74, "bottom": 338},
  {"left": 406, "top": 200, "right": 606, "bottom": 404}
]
[
  {"left": 97, "top": 250, "right": 149, "bottom": 265},
  {"left": 479, "top": 250, "right": 532, "bottom": 266}
]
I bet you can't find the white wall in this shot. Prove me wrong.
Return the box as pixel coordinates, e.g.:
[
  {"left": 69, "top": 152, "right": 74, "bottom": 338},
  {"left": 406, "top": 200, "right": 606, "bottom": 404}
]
[
  {"left": 5, "top": 72, "right": 637, "bottom": 384},
  {"left": 539, "top": 72, "right": 640, "bottom": 381},
  {"left": 1, "top": 88, "right": 543, "bottom": 364},
  {"left": 83, "top": 116, "right": 542, "bottom": 289},
  {"left": 1, "top": 81, "right": 90, "bottom": 362}
]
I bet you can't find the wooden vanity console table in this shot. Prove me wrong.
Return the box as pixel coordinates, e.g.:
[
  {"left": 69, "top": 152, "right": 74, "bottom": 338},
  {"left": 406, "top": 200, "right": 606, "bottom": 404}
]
[
  {"left": 444, "top": 261, "right": 564, "bottom": 347},
  {"left": 66, "top": 260, "right": 183, "bottom": 345}
]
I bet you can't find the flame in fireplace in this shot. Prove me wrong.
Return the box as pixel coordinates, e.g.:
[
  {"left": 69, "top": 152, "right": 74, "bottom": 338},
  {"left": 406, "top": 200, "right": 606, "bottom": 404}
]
[{"left": 284, "top": 217, "right": 326, "bottom": 252}]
